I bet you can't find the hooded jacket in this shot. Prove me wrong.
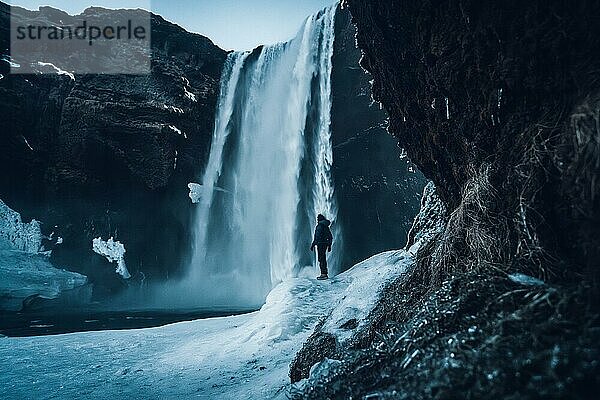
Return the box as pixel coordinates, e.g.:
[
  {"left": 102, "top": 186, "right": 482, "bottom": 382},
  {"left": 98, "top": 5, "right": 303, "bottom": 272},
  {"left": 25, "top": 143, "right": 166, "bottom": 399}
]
[{"left": 311, "top": 218, "right": 333, "bottom": 247}]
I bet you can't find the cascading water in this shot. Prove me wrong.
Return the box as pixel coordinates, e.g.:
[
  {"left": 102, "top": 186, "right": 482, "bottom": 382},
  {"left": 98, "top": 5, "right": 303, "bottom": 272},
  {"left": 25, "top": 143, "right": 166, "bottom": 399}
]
[{"left": 181, "top": 4, "right": 340, "bottom": 308}]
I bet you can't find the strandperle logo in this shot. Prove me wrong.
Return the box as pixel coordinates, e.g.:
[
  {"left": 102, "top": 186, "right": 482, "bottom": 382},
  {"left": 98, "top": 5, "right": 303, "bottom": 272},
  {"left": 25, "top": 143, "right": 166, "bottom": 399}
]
[
  {"left": 9, "top": 2, "right": 151, "bottom": 75},
  {"left": 14, "top": 20, "right": 148, "bottom": 46}
]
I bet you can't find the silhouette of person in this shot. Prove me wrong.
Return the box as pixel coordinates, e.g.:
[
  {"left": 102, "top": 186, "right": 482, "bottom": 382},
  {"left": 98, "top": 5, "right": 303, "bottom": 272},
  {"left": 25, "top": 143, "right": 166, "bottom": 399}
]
[{"left": 310, "top": 214, "right": 333, "bottom": 280}]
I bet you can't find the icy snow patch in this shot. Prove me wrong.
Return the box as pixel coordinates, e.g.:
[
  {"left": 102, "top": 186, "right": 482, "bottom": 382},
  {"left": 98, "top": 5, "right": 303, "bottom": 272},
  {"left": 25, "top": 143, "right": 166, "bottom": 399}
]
[
  {"left": 163, "top": 104, "right": 184, "bottom": 114},
  {"left": 92, "top": 237, "right": 130, "bottom": 279},
  {"left": 321, "top": 250, "right": 413, "bottom": 344},
  {"left": 37, "top": 62, "right": 75, "bottom": 80},
  {"left": 1, "top": 55, "right": 20, "bottom": 68},
  {"left": 168, "top": 125, "right": 187, "bottom": 138},
  {"left": 182, "top": 77, "right": 197, "bottom": 102},
  {"left": 188, "top": 182, "right": 230, "bottom": 203},
  {"left": 0, "top": 247, "right": 415, "bottom": 399},
  {"left": 406, "top": 181, "right": 447, "bottom": 255},
  {"left": 509, "top": 273, "right": 544, "bottom": 286}
]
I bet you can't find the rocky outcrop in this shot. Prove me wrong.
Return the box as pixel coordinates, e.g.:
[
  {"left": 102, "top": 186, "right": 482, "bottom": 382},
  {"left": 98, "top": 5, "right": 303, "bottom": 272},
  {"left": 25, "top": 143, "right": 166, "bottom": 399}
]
[
  {"left": 0, "top": 2, "right": 227, "bottom": 296},
  {"left": 331, "top": 6, "right": 425, "bottom": 269},
  {"left": 345, "top": 0, "right": 600, "bottom": 286}
]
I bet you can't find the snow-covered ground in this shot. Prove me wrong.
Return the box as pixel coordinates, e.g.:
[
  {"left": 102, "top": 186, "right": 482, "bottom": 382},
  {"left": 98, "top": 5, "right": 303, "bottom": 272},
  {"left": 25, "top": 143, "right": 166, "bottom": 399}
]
[{"left": 0, "top": 250, "right": 413, "bottom": 399}]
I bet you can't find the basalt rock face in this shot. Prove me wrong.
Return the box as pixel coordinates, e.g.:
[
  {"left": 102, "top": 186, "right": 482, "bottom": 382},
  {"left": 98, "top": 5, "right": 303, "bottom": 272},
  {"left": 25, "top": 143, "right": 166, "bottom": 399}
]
[
  {"left": 345, "top": 0, "right": 600, "bottom": 286},
  {"left": 331, "top": 7, "right": 425, "bottom": 270},
  {"left": 0, "top": 2, "right": 227, "bottom": 296}
]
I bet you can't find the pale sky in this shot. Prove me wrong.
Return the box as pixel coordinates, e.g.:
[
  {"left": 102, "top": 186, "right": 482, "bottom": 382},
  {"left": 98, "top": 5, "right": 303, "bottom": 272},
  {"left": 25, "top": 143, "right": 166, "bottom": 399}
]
[{"left": 9, "top": 0, "right": 335, "bottom": 50}]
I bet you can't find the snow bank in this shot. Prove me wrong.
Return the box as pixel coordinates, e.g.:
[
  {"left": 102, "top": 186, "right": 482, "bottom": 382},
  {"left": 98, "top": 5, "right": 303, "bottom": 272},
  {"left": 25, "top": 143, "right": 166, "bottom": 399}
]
[
  {"left": 0, "top": 248, "right": 414, "bottom": 399},
  {"left": 92, "top": 237, "right": 131, "bottom": 279},
  {"left": 320, "top": 250, "right": 413, "bottom": 345}
]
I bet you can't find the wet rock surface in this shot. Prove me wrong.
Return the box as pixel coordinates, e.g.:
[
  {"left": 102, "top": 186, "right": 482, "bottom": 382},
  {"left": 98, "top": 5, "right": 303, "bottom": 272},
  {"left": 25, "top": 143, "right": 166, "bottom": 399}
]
[
  {"left": 331, "top": 6, "right": 425, "bottom": 270},
  {"left": 293, "top": 271, "right": 600, "bottom": 399},
  {"left": 345, "top": 0, "right": 600, "bottom": 283}
]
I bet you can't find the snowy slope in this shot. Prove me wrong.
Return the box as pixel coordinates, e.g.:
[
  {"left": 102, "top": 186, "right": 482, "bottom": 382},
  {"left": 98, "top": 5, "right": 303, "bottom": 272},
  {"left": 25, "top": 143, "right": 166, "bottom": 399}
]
[{"left": 0, "top": 250, "right": 413, "bottom": 399}]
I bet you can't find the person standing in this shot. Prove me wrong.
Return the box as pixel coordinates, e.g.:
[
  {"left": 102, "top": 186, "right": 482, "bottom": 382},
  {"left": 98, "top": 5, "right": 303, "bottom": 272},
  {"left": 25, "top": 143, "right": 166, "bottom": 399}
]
[{"left": 310, "top": 214, "right": 333, "bottom": 280}]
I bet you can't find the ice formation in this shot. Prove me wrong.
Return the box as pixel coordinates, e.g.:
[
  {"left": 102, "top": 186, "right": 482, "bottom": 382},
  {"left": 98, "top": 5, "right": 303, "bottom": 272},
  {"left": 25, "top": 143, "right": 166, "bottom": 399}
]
[
  {"left": 92, "top": 237, "right": 131, "bottom": 279},
  {"left": 0, "top": 199, "right": 42, "bottom": 253},
  {"left": 0, "top": 199, "right": 88, "bottom": 311}
]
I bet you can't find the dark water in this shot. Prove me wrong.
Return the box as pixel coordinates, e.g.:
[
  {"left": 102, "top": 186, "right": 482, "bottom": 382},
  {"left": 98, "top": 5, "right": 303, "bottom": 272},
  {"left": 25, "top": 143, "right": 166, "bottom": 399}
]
[{"left": 0, "top": 307, "right": 256, "bottom": 337}]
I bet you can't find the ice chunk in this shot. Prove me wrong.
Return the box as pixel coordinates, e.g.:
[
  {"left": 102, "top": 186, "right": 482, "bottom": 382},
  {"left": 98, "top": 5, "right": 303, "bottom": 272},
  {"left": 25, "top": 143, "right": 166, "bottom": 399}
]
[
  {"left": 508, "top": 273, "right": 544, "bottom": 286},
  {"left": 0, "top": 199, "right": 42, "bottom": 253},
  {"left": 0, "top": 199, "right": 88, "bottom": 311},
  {"left": 92, "top": 237, "right": 131, "bottom": 279},
  {"left": 188, "top": 183, "right": 230, "bottom": 203},
  {"left": 188, "top": 183, "right": 202, "bottom": 203}
]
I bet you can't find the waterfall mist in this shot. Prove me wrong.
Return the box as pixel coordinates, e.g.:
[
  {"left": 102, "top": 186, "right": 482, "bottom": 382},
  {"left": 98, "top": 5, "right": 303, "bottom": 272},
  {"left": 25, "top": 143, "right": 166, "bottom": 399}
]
[{"left": 153, "top": 5, "right": 340, "bottom": 309}]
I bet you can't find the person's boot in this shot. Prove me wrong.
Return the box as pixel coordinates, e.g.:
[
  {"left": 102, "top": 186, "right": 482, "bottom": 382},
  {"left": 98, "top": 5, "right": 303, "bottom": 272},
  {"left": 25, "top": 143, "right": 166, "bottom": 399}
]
[{"left": 317, "top": 274, "right": 328, "bottom": 280}]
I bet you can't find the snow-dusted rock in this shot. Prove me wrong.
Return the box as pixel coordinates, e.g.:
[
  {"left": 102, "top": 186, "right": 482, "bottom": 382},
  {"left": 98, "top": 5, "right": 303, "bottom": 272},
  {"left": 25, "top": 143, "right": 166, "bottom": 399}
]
[{"left": 406, "top": 181, "right": 447, "bottom": 255}]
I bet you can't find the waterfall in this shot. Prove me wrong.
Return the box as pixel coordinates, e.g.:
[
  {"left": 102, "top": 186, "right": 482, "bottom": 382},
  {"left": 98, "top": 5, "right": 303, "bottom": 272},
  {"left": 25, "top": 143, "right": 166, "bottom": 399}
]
[{"left": 184, "top": 4, "right": 340, "bottom": 308}]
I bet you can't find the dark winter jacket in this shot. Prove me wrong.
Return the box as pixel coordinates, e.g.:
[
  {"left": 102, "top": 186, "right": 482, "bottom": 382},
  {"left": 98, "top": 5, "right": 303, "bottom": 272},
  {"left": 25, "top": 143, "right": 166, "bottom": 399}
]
[{"left": 311, "top": 219, "right": 333, "bottom": 247}]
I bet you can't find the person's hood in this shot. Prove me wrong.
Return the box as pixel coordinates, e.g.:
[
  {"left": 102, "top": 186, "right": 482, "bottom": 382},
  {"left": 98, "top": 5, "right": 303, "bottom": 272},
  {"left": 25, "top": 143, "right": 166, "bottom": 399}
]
[{"left": 318, "top": 219, "right": 331, "bottom": 227}]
